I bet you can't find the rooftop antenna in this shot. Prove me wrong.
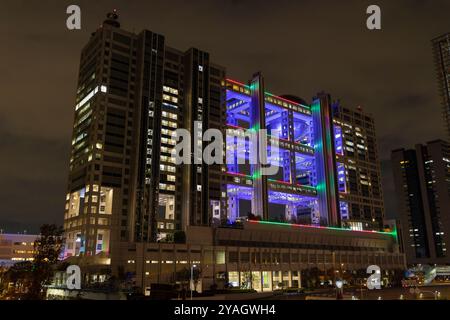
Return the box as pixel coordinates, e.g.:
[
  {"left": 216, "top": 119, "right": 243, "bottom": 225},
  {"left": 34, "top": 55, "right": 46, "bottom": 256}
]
[{"left": 103, "top": 9, "right": 121, "bottom": 28}]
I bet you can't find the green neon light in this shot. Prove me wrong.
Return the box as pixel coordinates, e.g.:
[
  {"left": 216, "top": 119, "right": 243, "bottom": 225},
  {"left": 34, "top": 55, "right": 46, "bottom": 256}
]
[
  {"left": 251, "top": 220, "right": 397, "bottom": 237},
  {"left": 249, "top": 123, "right": 260, "bottom": 132},
  {"left": 264, "top": 92, "right": 310, "bottom": 109},
  {"left": 252, "top": 170, "right": 261, "bottom": 179},
  {"left": 316, "top": 182, "right": 326, "bottom": 192}
]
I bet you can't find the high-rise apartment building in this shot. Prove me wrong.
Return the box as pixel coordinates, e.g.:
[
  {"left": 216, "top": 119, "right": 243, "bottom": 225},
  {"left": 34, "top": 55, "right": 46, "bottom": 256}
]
[
  {"left": 432, "top": 33, "right": 450, "bottom": 138},
  {"left": 60, "top": 12, "right": 403, "bottom": 292},
  {"left": 64, "top": 11, "right": 225, "bottom": 259},
  {"left": 392, "top": 140, "right": 450, "bottom": 265},
  {"left": 332, "top": 105, "right": 384, "bottom": 230}
]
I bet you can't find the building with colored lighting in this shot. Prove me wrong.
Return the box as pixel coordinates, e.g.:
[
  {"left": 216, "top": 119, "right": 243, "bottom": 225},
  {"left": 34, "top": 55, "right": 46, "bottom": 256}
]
[
  {"left": 0, "top": 233, "right": 37, "bottom": 268},
  {"left": 432, "top": 33, "right": 450, "bottom": 139},
  {"left": 59, "top": 12, "right": 404, "bottom": 294},
  {"left": 392, "top": 140, "right": 450, "bottom": 265},
  {"left": 224, "top": 79, "right": 384, "bottom": 231}
]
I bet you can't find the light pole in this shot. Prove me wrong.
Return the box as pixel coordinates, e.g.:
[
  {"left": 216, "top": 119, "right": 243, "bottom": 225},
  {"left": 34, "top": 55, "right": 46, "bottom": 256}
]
[{"left": 190, "top": 264, "right": 197, "bottom": 300}]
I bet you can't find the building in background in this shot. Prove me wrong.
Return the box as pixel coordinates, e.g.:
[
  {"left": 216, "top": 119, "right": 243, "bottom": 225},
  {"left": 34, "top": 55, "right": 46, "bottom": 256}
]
[
  {"left": 392, "top": 140, "right": 450, "bottom": 265},
  {"left": 432, "top": 33, "right": 450, "bottom": 139},
  {"left": 0, "top": 234, "right": 37, "bottom": 268},
  {"left": 60, "top": 12, "right": 403, "bottom": 292}
]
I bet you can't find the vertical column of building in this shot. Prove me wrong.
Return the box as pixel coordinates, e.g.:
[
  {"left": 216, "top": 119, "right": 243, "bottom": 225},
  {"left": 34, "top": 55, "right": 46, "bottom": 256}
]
[
  {"left": 311, "top": 93, "right": 340, "bottom": 226},
  {"left": 64, "top": 13, "right": 141, "bottom": 260},
  {"left": 210, "top": 65, "right": 227, "bottom": 225},
  {"left": 427, "top": 142, "right": 450, "bottom": 259},
  {"left": 391, "top": 148, "right": 431, "bottom": 263},
  {"left": 287, "top": 110, "right": 296, "bottom": 185},
  {"left": 99, "top": 23, "right": 138, "bottom": 258},
  {"left": 182, "top": 49, "right": 210, "bottom": 227},
  {"left": 134, "top": 30, "right": 165, "bottom": 242},
  {"left": 158, "top": 48, "right": 184, "bottom": 240},
  {"left": 432, "top": 34, "right": 450, "bottom": 139},
  {"left": 416, "top": 141, "right": 450, "bottom": 260},
  {"left": 249, "top": 73, "right": 269, "bottom": 219},
  {"left": 415, "top": 144, "right": 440, "bottom": 260},
  {"left": 64, "top": 29, "right": 102, "bottom": 258},
  {"left": 281, "top": 111, "right": 291, "bottom": 183}
]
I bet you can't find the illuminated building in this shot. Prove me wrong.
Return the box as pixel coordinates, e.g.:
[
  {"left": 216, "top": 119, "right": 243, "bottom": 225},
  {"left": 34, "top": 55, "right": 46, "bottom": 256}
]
[
  {"left": 59, "top": 12, "right": 403, "bottom": 293},
  {"left": 432, "top": 33, "right": 450, "bottom": 138},
  {"left": 0, "top": 233, "right": 37, "bottom": 267},
  {"left": 392, "top": 140, "right": 450, "bottom": 265},
  {"left": 332, "top": 105, "right": 384, "bottom": 230},
  {"left": 223, "top": 78, "right": 385, "bottom": 230},
  {"left": 63, "top": 11, "right": 225, "bottom": 259}
]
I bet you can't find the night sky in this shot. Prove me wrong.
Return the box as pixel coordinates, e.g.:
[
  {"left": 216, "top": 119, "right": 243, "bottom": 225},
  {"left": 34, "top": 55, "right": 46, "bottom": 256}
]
[{"left": 1, "top": 0, "right": 449, "bottom": 233}]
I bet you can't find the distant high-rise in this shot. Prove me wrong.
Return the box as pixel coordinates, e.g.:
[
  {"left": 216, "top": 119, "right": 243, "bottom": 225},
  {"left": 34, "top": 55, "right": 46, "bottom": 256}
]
[
  {"left": 432, "top": 33, "right": 450, "bottom": 138},
  {"left": 392, "top": 140, "right": 450, "bottom": 265}
]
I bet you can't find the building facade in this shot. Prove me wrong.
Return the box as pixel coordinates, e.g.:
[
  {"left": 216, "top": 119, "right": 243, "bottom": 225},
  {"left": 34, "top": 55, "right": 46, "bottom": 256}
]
[
  {"left": 223, "top": 81, "right": 384, "bottom": 230},
  {"left": 63, "top": 11, "right": 225, "bottom": 260},
  {"left": 432, "top": 33, "right": 450, "bottom": 138},
  {"left": 61, "top": 12, "right": 401, "bottom": 292},
  {"left": 0, "top": 234, "right": 37, "bottom": 267},
  {"left": 392, "top": 140, "right": 450, "bottom": 265},
  {"left": 332, "top": 105, "right": 384, "bottom": 230},
  {"left": 118, "top": 223, "right": 403, "bottom": 293}
]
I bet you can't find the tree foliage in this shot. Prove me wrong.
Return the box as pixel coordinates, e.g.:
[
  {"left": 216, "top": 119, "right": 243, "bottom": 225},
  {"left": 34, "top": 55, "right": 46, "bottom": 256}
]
[
  {"left": 27, "top": 224, "right": 64, "bottom": 299},
  {"left": 0, "top": 224, "right": 64, "bottom": 300}
]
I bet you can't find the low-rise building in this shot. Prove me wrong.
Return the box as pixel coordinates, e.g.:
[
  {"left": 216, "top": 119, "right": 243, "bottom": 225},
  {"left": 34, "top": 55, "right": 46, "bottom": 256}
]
[
  {"left": 0, "top": 234, "right": 38, "bottom": 267},
  {"left": 62, "top": 222, "right": 404, "bottom": 294}
]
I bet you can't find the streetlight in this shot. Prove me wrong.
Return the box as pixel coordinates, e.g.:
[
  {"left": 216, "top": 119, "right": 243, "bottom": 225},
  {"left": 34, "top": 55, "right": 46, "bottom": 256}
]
[
  {"left": 336, "top": 279, "right": 344, "bottom": 300},
  {"left": 190, "top": 264, "right": 197, "bottom": 300}
]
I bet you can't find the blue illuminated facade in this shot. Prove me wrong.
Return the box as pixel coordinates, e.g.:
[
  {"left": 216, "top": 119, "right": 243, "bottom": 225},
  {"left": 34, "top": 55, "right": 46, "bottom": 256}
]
[{"left": 224, "top": 74, "right": 346, "bottom": 228}]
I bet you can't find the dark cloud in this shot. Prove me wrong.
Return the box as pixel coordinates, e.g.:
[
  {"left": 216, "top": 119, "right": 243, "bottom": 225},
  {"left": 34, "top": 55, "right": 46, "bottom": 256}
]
[{"left": 0, "top": 0, "right": 449, "bottom": 230}]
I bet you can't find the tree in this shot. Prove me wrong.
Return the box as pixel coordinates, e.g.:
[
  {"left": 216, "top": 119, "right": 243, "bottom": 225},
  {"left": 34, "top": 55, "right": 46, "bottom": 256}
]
[
  {"left": 1, "top": 261, "right": 33, "bottom": 298},
  {"left": 26, "top": 224, "right": 64, "bottom": 299},
  {"left": 0, "top": 265, "right": 7, "bottom": 296},
  {"left": 240, "top": 271, "right": 252, "bottom": 289},
  {"left": 302, "top": 267, "right": 321, "bottom": 288},
  {"left": 174, "top": 266, "right": 202, "bottom": 292}
]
